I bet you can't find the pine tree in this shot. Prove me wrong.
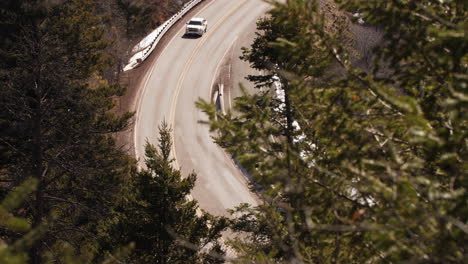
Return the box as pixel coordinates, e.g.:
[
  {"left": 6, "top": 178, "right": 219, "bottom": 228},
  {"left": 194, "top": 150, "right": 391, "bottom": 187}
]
[
  {"left": 0, "top": 178, "right": 39, "bottom": 264},
  {"left": 101, "top": 122, "right": 227, "bottom": 264},
  {"left": 198, "top": 0, "right": 467, "bottom": 263},
  {"left": 0, "top": 1, "right": 134, "bottom": 262}
]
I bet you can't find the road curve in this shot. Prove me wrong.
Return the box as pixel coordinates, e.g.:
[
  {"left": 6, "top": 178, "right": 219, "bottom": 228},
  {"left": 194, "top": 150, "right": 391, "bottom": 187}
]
[{"left": 135, "top": 0, "right": 270, "bottom": 216}]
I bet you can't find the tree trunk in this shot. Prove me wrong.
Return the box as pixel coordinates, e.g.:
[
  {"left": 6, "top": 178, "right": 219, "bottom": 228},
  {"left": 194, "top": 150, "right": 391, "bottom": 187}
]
[
  {"left": 29, "top": 80, "right": 44, "bottom": 264},
  {"left": 282, "top": 78, "right": 294, "bottom": 179}
]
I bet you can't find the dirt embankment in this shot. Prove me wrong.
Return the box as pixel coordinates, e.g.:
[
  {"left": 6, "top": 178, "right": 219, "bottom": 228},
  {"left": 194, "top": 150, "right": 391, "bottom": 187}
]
[
  {"left": 320, "top": 0, "right": 384, "bottom": 69},
  {"left": 318, "top": 0, "right": 385, "bottom": 79}
]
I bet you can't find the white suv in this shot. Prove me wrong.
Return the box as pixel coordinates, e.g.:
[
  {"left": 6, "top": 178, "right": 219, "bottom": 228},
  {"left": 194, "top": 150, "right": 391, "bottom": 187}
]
[{"left": 185, "top": 17, "right": 208, "bottom": 36}]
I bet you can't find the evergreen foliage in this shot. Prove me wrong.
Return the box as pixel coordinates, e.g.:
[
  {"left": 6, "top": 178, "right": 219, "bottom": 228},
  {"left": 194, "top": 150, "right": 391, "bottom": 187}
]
[
  {"left": 1, "top": 0, "right": 223, "bottom": 263},
  {"left": 198, "top": 0, "right": 467, "bottom": 263},
  {"left": 0, "top": 0, "right": 134, "bottom": 262},
  {"left": 100, "top": 122, "right": 227, "bottom": 264},
  {"left": 0, "top": 178, "right": 39, "bottom": 264},
  {"left": 112, "top": 0, "right": 191, "bottom": 40}
]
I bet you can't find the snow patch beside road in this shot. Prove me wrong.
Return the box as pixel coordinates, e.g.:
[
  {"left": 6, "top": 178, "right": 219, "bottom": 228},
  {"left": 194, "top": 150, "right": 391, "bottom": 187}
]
[{"left": 124, "top": 0, "right": 206, "bottom": 72}]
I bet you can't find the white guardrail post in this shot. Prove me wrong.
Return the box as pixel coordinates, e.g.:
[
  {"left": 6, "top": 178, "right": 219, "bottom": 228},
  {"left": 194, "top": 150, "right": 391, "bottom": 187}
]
[{"left": 130, "top": 0, "right": 205, "bottom": 68}]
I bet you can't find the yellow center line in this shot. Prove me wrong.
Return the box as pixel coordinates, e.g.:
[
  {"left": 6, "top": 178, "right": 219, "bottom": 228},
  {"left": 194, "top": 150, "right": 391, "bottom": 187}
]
[
  {"left": 133, "top": 0, "right": 216, "bottom": 164},
  {"left": 167, "top": 1, "right": 258, "bottom": 258},
  {"left": 169, "top": 0, "right": 249, "bottom": 169}
]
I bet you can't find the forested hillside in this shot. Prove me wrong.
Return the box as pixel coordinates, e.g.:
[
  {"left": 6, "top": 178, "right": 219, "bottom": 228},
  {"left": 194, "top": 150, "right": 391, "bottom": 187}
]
[
  {"left": 0, "top": 0, "right": 225, "bottom": 263},
  {"left": 1, "top": 0, "right": 466, "bottom": 263}
]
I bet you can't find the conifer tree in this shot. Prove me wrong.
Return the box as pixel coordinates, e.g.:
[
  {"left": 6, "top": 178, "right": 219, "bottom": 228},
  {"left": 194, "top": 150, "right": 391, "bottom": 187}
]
[
  {"left": 101, "top": 122, "right": 227, "bottom": 264},
  {"left": 0, "top": 0, "right": 134, "bottom": 262},
  {"left": 0, "top": 178, "right": 39, "bottom": 264}
]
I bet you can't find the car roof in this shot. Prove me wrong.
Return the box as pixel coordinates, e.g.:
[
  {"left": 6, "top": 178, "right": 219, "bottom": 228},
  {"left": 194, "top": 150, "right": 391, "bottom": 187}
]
[{"left": 189, "top": 17, "right": 205, "bottom": 22}]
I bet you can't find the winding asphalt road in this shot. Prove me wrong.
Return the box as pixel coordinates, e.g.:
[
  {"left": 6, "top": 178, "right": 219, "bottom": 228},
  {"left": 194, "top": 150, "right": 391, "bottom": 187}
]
[{"left": 134, "top": 0, "right": 270, "bottom": 216}]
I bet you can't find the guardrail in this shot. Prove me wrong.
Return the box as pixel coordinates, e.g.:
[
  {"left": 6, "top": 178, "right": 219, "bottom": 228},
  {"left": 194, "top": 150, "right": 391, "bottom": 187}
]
[{"left": 125, "top": 0, "right": 205, "bottom": 71}]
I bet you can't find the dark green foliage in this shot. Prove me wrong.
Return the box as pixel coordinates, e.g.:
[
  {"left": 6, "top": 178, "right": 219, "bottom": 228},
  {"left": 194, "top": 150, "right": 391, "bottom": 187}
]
[
  {"left": 100, "top": 122, "right": 227, "bottom": 264},
  {"left": 198, "top": 0, "right": 467, "bottom": 263},
  {"left": 116, "top": 0, "right": 154, "bottom": 38},
  {"left": 112, "top": 0, "right": 191, "bottom": 40},
  {"left": 0, "top": 0, "right": 135, "bottom": 262},
  {"left": 0, "top": 175, "right": 132, "bottom": 264},
  {"left": 1, "top": 1, "right": 223, "bottom": 263},
  {"left": 0, "top": 178, "right": 37, "bottom": 233},
  {"left": 0, "top": 178, "right": 41, "bottom": 264}
]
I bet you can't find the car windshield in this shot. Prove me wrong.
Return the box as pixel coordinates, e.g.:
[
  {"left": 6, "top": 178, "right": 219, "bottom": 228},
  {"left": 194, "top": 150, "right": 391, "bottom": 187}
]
[{"left": 188, "top": 20, "right": 202, "bottom": 26}]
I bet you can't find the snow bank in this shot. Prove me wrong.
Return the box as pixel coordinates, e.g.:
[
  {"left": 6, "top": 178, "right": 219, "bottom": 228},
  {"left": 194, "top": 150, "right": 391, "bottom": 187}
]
[
  {"left": 123, "top": 0, "right": 205, "bottom": 71},
  {"left": 131, "top": 24, "right": 166, "bottom": 53}
]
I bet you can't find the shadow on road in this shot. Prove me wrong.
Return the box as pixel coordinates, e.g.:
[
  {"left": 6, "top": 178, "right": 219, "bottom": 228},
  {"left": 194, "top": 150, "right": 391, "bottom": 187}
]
[{"left": 181, "top": 34, "right": 202, "bottom": 39}]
